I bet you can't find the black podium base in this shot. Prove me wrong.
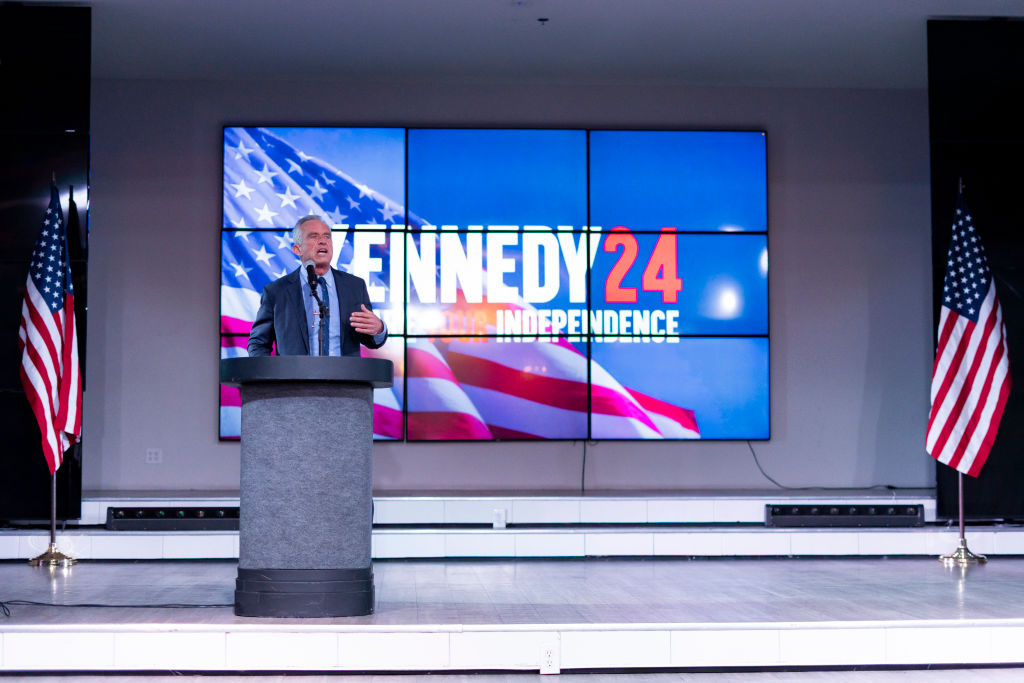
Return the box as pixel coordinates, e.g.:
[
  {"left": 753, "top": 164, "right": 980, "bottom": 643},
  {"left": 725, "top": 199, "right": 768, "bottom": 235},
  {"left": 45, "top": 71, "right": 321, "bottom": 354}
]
[{"left": 234, "top": 567, "right": 374, "bottom": 617}]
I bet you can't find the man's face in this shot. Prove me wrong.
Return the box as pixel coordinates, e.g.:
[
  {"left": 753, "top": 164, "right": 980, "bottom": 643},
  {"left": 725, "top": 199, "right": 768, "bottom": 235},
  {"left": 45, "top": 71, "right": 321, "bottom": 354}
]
[{"left": 292, "top": 219, "right": 333, "bottom": 272}]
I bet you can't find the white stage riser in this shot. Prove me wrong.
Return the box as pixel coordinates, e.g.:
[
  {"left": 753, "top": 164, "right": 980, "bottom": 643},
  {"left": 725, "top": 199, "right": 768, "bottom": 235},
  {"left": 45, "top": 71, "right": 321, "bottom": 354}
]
[
  {"left": 2, "top": 527, "right": 1022, "bottom": 561},
  {"left": 74, "top": 493, "right": 938, "bottom": 526},
  {"left": 3, "top": 621, "right": 1024, "bottom": 672}
]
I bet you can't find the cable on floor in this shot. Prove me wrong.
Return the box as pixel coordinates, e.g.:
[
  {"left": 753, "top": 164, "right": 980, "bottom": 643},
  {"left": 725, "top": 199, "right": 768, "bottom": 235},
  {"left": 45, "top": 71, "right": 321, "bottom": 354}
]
[
  {"left": 747, "top": 440, "right": 918, "bottom": 493},
  {"left": 0, "top": 599, "right": 233, "bottom": 617}
]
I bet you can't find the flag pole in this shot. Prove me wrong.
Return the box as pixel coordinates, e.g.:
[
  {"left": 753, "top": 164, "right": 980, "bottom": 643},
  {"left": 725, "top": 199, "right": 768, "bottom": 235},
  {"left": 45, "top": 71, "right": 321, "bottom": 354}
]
[
  {"left": 28, "top": 472, "right": 77, "bottom": 567},
  {"left": 940, "top": 470, "right": 986, "bottom": 567}
]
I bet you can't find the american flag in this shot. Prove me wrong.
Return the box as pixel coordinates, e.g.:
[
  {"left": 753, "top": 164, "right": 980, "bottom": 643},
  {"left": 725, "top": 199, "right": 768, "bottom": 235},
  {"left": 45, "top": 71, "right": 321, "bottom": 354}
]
[
  {"left": 18, "top": 184, "right": 82, "bottom": 475},
  {"left": 926, "top": 194, "right": 1011, "bottom": 477},
  {"left": 221, "top": 127, "right": 700, "bottom": 441}
]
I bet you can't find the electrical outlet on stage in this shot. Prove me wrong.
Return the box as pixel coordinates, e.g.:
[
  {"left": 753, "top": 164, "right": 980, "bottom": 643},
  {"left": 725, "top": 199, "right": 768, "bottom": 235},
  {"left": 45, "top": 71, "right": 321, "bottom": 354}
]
[
  {"left": 145, "top": 448, "right": 163, "bottom": 464},
  {"left": 540, "top": 640, "right": 560, "bottom": 674},
  {"left": 492, "top": 508, "right": 508, "bottom": 529}
]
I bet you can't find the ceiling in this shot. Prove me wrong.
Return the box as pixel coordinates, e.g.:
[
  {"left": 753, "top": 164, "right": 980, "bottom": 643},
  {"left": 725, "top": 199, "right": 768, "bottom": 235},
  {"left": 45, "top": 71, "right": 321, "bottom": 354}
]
[{"left": 70, "top": 0, "right": 1024, "bottom": 88}]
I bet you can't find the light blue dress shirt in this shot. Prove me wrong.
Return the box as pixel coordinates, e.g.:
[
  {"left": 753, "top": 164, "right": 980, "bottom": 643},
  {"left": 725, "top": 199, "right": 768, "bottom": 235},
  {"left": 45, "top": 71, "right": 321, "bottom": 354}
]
[{"left": 299, "top": 270, "right": 386, "bottom": 355}]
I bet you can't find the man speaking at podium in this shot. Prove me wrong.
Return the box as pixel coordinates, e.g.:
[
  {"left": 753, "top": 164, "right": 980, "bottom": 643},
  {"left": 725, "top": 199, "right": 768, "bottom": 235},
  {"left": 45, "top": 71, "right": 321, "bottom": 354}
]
[{"left": 248, "top": 215, "right": 387, "bottom": 357}]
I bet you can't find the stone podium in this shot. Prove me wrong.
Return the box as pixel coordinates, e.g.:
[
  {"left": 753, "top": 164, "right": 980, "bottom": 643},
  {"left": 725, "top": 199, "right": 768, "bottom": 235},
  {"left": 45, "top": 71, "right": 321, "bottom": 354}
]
[{"left": 220, "top": 356, "right": 393, "bottom": 617}]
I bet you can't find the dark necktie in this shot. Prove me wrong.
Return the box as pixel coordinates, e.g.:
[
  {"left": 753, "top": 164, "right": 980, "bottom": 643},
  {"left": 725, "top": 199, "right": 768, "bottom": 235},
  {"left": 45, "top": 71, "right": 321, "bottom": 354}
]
[{"left": 318, "top": 276, "right": 329, "bottom": 355}]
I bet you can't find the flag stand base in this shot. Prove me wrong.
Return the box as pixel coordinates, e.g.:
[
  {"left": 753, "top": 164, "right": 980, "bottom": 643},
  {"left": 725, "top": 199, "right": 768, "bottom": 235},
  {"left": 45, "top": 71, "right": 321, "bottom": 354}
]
[
  {"left": 940, "top": 537, "right": 986, "bottom": 567},
  {"left": 938, "top": 472, "right": 987, "bottom": 568},
  {"left": 29, "top": 542, "right": 77, "bottom": 568},
  {"left": 29, "top": 475, "right": 78, "bottom": 567}
]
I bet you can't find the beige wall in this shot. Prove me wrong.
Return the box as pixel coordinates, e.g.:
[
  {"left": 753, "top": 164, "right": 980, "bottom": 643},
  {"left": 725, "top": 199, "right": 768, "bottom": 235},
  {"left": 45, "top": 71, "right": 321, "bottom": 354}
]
[{"left": 84, "top": 79, "right": 933, "bottom": 493}]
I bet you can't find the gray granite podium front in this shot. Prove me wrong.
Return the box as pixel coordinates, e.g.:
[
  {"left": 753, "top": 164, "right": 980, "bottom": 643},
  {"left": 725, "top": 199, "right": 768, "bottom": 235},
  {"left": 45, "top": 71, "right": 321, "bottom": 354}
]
[{"left": 220, "top": 356, "right": 393, "bottom": 617}]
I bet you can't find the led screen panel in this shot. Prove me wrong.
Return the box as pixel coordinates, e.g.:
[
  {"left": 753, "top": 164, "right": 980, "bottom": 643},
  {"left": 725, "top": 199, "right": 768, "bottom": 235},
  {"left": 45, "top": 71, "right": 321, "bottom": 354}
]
[
  {"left": 220, "top": 126, "right": 769, "bottom": 440},
  {"left": 589, "top": 130, "right": 767, "bottom": 232},
  {"left": 590, "top": 336, "right": 770, "bottom": 439},
  {"left": 406, "top": 336, "right": 589, "bottom": 441},
  {"left": 407, "top": 129, "right": 588, "bottom": 229},
  {"left": 363, "top": 337, "right": 405, "bottom": 440},
  {"left": 406, "top": 228, "right": 584, "bottom": 337},
  {"left": 589, "top": 231, "right": 768, "bottom": 335},
  {"left": 220, "top": 335, "right": 406, "bottom": 440},
  {"left": 223, "top": 127, "right": 406, "bottom": 230}
]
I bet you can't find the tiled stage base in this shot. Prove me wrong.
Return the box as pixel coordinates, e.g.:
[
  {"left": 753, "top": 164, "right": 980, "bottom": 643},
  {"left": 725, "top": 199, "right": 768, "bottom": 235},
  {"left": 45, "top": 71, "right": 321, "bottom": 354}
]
[
  {"left": 3, "top": 525, "right": 1024, "bottom": 561},
  {"left": 2, "top": 558, "right": 1023, "bottom": 673},
  {"left": 4, "top": 619, "right": 1024, "bottom": 672},
  {"left": 10, "top": 490, "right": 1016, "bottom": 561}
]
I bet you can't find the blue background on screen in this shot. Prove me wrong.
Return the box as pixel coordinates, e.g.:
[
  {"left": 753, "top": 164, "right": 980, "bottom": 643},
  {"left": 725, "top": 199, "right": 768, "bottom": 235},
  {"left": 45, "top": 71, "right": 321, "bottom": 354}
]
[
  {"left": 268, "top": 127, "right": 406, "bottom": 207},
  {"left": 590, "top": 337, "right": 770, "bottom": 439},
  {"left": 408, "top": 129, "right": 588, "bottom": 228},
  {"left": 589, "top": 131, "right": 767, "bottom": 232},
  {"left": 589, "top": 233, "right": 768, "bottom": 335}
]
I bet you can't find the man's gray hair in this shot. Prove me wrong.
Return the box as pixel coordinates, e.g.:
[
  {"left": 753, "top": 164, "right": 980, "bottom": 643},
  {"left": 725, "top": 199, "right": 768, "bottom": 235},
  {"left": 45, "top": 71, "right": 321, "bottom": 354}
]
[{"left": 292, "top": 215, "right": 327, "bottom": 246}]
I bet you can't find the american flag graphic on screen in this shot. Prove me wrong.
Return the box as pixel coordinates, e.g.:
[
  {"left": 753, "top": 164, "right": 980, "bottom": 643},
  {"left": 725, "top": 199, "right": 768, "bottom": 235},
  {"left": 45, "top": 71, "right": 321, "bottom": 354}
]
[
  {"left": 221, "top": 127, "right": 699, "bottom": 441},
  {"left": 926, "top": 195, "right": 1011, "bottom": 477}
]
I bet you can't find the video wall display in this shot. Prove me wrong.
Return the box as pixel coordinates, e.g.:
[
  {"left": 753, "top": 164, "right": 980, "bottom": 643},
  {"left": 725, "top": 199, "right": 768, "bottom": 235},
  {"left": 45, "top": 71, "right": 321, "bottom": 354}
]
[{"left": 221, "top": 127, "right": 769, "bottom": 441}]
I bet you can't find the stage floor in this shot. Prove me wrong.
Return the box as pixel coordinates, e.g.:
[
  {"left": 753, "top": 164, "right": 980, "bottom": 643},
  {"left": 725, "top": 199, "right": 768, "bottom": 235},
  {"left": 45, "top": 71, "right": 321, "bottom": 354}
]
[
  {"left": 5, "top": 671, "right": 1024, "bottom": 682},
  {"left": 2, "top": 557, "right": 1024, "bottom": 673}
]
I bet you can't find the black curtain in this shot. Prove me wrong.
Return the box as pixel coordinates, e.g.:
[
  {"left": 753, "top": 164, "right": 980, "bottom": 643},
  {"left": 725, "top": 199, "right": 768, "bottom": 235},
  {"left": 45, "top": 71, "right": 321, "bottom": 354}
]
[
  {"left": 0, "top": 5, "right": 90, "bottom": 521},
  {"left": 928, "top": 19, "right": 1024, "bottom": 520}
]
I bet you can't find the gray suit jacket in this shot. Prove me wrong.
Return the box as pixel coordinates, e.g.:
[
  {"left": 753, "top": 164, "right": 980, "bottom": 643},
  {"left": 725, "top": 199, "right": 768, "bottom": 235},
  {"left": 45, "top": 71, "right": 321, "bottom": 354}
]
[{"left": 247, "top": 268, "right": 386, "bottom": 357}]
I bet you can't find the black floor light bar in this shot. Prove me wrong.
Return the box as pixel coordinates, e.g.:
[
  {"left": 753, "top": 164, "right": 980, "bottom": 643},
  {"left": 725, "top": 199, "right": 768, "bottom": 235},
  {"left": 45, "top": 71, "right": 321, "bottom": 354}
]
[
  {"left": 106, "top": 507, "right": 240, "bottom": 531},
  {"left": 765, "top": 504, "right": 924, "bottom": 528}
]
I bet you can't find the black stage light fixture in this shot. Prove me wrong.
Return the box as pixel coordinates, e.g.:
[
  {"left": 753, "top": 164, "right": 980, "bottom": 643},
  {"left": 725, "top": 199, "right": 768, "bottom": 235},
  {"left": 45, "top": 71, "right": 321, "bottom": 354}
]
[
  {"left": 765, "top": 504, "right": 924, "bottom": 528},
  {"left": 106, "top": 507, "right": 240, "bottom": 531}
]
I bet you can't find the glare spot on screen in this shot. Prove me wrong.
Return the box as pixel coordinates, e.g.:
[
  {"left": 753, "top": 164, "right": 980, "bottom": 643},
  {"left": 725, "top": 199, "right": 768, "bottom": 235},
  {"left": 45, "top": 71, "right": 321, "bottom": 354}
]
[
  {"left": 759, "top": 247, "right": 768, "bottom": 277},
  {"left": 718, "top": 289, "right": 740, "bottom": 317},
  {"left": 701, "top": 278, "right": 743, "bottom": 320}
]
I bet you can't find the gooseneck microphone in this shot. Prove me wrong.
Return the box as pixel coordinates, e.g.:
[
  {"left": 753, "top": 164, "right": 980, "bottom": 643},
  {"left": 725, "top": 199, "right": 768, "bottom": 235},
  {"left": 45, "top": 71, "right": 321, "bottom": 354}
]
[
  {"left": 304, "top": 260, "right": 329, "bottom": 356},
  {"left": 303, "top": 260, "right": 318, "bottom": 289}
]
